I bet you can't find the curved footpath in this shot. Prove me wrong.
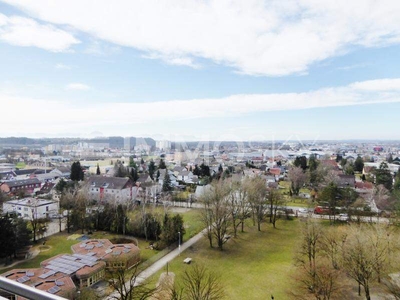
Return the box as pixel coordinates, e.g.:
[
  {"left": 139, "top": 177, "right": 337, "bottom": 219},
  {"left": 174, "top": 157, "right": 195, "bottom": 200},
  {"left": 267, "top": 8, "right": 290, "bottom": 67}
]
[{"left": 106, "top": 228, "right": 206, "bottom": 299}]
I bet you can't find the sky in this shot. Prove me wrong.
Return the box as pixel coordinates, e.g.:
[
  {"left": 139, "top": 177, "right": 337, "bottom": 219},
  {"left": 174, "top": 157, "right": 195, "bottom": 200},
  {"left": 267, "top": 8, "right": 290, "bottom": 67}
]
[{"left": 1, "top": 0, "right": 400, "bottom": 142}]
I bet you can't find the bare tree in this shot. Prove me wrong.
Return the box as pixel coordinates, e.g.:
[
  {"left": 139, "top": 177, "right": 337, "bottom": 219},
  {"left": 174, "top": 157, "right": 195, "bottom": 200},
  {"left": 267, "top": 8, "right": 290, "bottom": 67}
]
[
  {"left": 288, "top": 166, "right": 307, "bottom": 196},
  {"left": 108, "top": 265, "right": 156, "bottom": 300},
  {"left": 267, "top": 188, "right": 284, "bottom": 228},
  {"left": 342, "top": 225, "right": 377, "bottom": 300},
  {"left": 245, "top": 176, "right": 268, "bottom": 231},
  {"left": 321, "top": 226, "right": 347, "bottom": 270},
  {"left": 228, "top": 179, "right": 249, "bottom": 237},
  {"left": 199, "top": 180, "right": 231, "bottom": 250},
  {"left": 180, "top": 264, "right": 224, "bottom": 300},
  {"left": 374, "top": 184, "right": 391, "bottom": 212},
  {"left": 382, "top": 274, "right": 400, "bottom": 300},
  {"left": 294, "top": 220, "right": 345, "bottom": 299}
]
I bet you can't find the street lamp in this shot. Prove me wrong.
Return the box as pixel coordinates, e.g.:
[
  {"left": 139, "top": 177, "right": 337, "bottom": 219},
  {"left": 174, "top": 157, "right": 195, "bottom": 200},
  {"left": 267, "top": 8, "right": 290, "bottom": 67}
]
[{"left": 178, "top": 231, "right": 181, "bottom": 255}]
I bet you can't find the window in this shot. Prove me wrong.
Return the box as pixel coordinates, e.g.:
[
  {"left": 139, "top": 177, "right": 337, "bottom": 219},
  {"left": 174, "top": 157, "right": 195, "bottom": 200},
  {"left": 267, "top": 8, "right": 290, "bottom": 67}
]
[
  {"left": 18, "top": 207, "right": 21, "bottom": 210},
  {"left": 46, "top": 206, "right": 49, "bottom": 211},
  {"left": 24, "top": 207, "right": 28, "bottom": 211}
]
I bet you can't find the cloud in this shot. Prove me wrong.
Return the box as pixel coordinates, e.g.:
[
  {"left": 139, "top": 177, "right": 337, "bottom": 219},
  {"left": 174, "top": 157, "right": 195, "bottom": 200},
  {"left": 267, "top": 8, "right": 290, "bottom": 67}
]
[
  {"left": 0, "top": 13, "right": 79, "bottom": 52},
  {"left": 349, "top": 78, "right": 400, "bottom": 91},
  {"left": 55, "top": 63, "right": 71, "bottom": 70},
  {"left": 1, "top": 77, "right": 400, "bottom": 137},
  {"left": 65, "top": 83, "right": 90, "bottom": 90},
  {"left": 3, "top": 1, "right": 400, "bottom": 75},
  {"left": 143, "top": 53, "right": 201, "bottom": 69},
  {"left": 83, "top": 40, "right": 120, "bottom": 56}
]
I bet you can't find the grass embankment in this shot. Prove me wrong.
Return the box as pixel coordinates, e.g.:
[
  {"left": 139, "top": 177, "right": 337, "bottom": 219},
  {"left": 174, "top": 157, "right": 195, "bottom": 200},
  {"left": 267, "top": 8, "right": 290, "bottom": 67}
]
[{"left": 149, "top": 219, "right": 301, "bottom": 300}]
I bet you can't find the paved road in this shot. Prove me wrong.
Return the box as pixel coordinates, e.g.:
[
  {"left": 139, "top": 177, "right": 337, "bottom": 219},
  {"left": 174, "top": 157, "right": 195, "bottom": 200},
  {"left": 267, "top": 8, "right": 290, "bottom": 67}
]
[{"left": 106, "top": 229, "right": 206, "bottom": 299}]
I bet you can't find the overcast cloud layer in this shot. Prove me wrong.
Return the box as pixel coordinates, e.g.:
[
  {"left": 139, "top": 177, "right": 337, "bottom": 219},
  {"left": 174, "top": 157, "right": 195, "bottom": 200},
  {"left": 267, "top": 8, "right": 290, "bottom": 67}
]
[
  {"left": 2, "top": 0, "right": 400, "bottom": 75},
  {"left": 1, "top": 78, "right": 400, "bottom": 138}
]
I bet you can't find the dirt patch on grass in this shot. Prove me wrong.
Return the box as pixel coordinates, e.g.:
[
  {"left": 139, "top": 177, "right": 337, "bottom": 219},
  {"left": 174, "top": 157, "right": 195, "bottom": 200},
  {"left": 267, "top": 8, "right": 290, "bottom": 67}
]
[{"left": 109, "top": 237, "right": 138, "bottom": 246}]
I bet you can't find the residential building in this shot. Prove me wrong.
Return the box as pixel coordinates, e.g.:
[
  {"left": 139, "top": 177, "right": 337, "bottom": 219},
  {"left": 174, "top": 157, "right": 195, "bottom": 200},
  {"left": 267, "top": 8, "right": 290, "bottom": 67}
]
[
  {"left": 3, "top": 197, "right": 58, "bottom": 220},
  {"left": 87, "top": 176, "right": 134, "bottom": 203},
  {"left": 0, "top": 178, "right": 41, "bottom": 195}
]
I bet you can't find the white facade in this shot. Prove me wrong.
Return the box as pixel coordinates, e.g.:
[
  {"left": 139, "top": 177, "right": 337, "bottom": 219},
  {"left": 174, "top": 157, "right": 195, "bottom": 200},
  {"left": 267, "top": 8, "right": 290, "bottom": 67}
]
[
  {"left": 89, "top": 185, "right": 132, "bottom": 202},
  {"left": 3, "top": 197, "right": 58, "bottom": 220}
]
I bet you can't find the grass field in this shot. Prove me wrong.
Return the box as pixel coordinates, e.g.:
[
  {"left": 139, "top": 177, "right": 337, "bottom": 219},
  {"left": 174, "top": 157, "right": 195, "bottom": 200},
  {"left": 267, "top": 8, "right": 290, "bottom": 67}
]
[
  {"left": 149, "top": 219, "right": 301, "bottom": 300},
  {"left": 0, "top": 208, "right": 203, "bottom": 274},
  {"left": 0, "top": 231, "right": 162, "bottom": 273},
  {"left": 180, "top": 209, "right": 203, "bottom": 241},
  {"left": 15, "top": 162, "right": 26, "bottom": 169}
]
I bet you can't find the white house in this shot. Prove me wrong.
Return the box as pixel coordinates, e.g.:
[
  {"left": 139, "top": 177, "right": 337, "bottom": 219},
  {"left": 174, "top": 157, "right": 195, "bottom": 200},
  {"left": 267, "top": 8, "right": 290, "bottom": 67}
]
[{"left": 3, "top": 197, "right": 58, "bottom": 220}]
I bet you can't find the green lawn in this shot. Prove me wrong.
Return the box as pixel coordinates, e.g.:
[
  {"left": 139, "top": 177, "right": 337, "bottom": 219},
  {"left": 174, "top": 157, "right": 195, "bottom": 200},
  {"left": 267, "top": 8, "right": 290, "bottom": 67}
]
[
  {"left": 1, "top": 232, "right": 79, "bottom": 272},
  {"left": 181, "top": 209, "right": 203, "bottom": 241},
  {"left": 149, "top": 219, "right": 301, "bottom": 300},
  {"left": 15, "top": 162, "right": 26, "bottom": 169},
  {"left": 0, "top": 231, "right": 163, "bottom": 273}
]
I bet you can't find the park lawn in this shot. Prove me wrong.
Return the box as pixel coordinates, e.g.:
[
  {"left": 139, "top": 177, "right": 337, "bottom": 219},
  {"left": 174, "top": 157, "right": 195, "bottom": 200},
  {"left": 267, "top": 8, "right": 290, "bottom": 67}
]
[
  {"left": 1, "top": 232, "right": 79, "bottom": 272},
  {"left": 181, "top": 209, "right": 203, "bottom": 241},
  {"left": 1, "top": 231, "right": 165, "bottom": 273},
  {"left": 148, "top": 219, "right": 301, "bottom": 300},
  {"left": 15, "top": 162, "right": 26, "bottom": 169}
]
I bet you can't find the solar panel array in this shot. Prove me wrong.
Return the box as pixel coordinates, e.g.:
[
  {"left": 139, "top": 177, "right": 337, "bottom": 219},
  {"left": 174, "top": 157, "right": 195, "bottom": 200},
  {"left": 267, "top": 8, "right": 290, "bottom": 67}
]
[
  {"left": 47, "top": 285, "right": 61, "bottom": 294},
  {"left": 44, "top": 254, "right": 99, "bottom": 276},
  {"left": 39, "top": 270, "right": 56, "bottom": 279},
  {"left": 85, "top": 244, "right": 94, "bottom": 250},
  {"left": 17, "top": 276, "right": 30, "bottom": 283},
  {"left": 105, "top": 249, "right": 112, "bottom": 254},
  {"left": 95, "top": 242, "right": 103, "bottom": 248}
]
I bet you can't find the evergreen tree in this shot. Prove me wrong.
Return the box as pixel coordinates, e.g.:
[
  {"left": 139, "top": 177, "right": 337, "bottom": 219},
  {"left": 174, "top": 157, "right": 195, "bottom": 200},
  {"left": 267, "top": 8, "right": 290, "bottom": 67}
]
[
  {"left": 129, "top": 168, "right": 139, "bottom": 182},
  {"left": 0, "top": 216, "right": 15, "bottom": 259},
  {"left": 158, "top": 159, "right": 166, "bottom": 169},
  {"left": 308, "top": 154, "right": 319, "bottom": 184},
  {"left": 354, "top": 156, "right": 364, "bottom": 173},
  {"left": 335, "top": 154, "right": 343, "bottom": 163},
  {"left": 156, "top": 170, "right": 160, "bottom": 181},
  {"left": 393, "top": 167, "right": 400, "bottom": 190},
  {"left": 148, "top": 161, "right": 156, "bottom": 180},
  {"left": 294, "top": 156, "right": 307, "bottom": 171},
  {"left": 13, "top": 218, "right": 31, "bottom": 257},
  {"left": 160, "top": 213, "right": 185, "bottom": 246},
  {"left": 162, "top": 172, "right": 172, "bottom": 192},
  {"left": 96, "top": 164, "right": 101, "bottom": 175},
  {"left": 200, "top": 163, "right": 211, "bottom": 177},
  {"left": 55, "top": 178, "right": 68, "bottom": 194},
  {"left": 70, "top": 161, "right": 84, "bottom": 181},
  {"left": 193, "top": 165, "right": 201, "bottom": 176},
  {"left": 375, "top": 162, "right": 393, "bottom": 190}
]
